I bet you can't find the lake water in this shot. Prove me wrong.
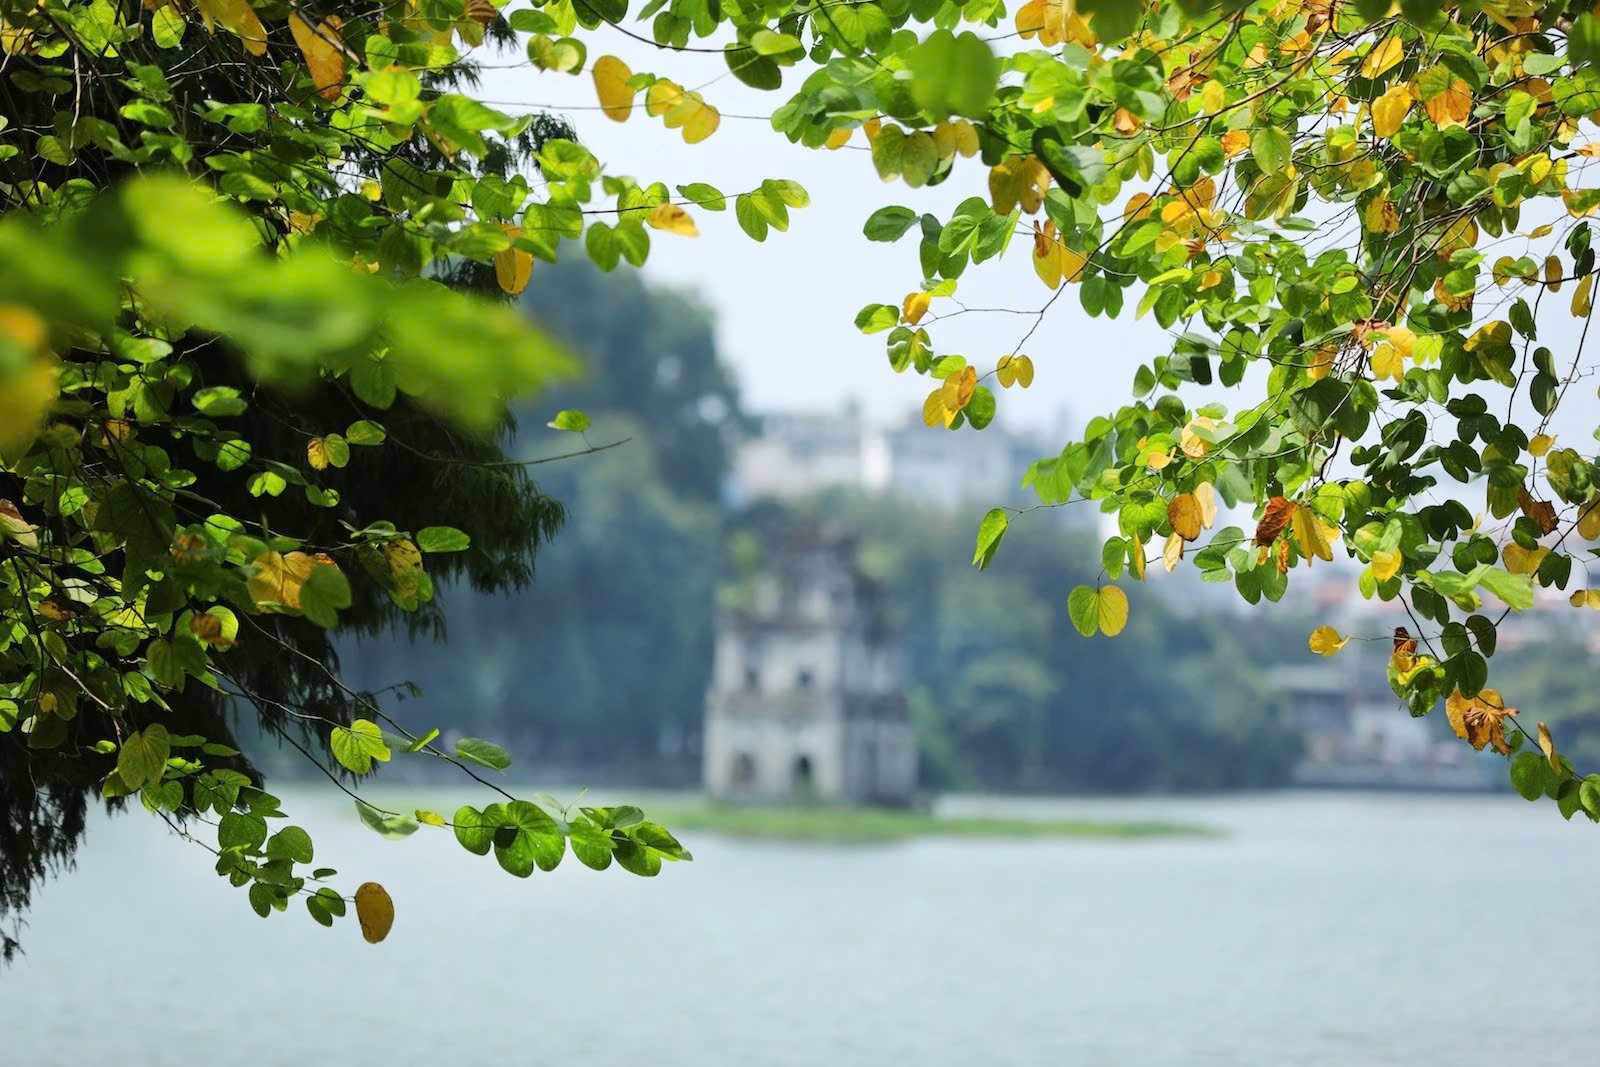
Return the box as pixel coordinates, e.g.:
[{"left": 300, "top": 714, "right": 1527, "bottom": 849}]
[{"left": 6, "top": 789, "right": 1596, "bottom": 1065}]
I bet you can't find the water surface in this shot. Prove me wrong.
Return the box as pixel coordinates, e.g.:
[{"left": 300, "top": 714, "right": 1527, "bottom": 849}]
[{"left": 8, "top": 789, "right": 1593, "bottom": 1065}]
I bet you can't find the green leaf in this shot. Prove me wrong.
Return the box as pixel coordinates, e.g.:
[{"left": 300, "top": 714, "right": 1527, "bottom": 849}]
[
  {"left": 345, "top": 420, "right": 387, "bottom": 445},
  {"left": 1478, "top": 568, "right": 1534, "bottom": 610},
  {"left": 1250, "top": 126, "right": 1293, "bottom": 175},
  {"left": 735, "top": 194, "right": 769, "bottom": 241},
  {"left": 907, "top": 30, "right": 999, "bottom": 121},
  {"left": 1510, "top": 751, "right": 1546, "bottom": 801},
  {"left": 547, "top": 409, "right": 590, "bottom": 432},
  {"left": 455, "top": 736, "right": 512, "bottom": 771},
  {"left": 329, "top": 718, "right": 391, "bottom": 775},
  {"left": 192, "top": 386, "right": 247, "bottom": 417},
  {"left": 863, "top": 206, "right": 919, "bottom": 242},
  {"left": 492, "top": 800, "right": 564, "bottom": 875},
  {"left": 676, "top": 183, "right": 726, "bottom": 210},
  {"left": 300, "top": 563, "right": 352, "bottom": 628},
  {"left": 218, "top": 810, "right": 268, "bottom": 851},
  {"left": 306, "top": 887, "right": 346, "bottom": 927},
  {"left": 416, "top": 526, "right": 471, "bottom": 553},
  {"left": 355, "top": 799, "right": 419, "bottom": 838},
  {"left": 265, "top": 825, "right": 314, "bottom": 864},
  {"left": 453, "top": 805, "right": 495, "bottom": 855},
  {"left": 972, "top": 508, "right": 1008, "bottom": 569},
  {"left": 116, "top": 725, "right": 170, "bottom": 791},
  {"left": 854, "top": 303, "right": 898, "bottom": 333},
  {"left": 1067, "top": 585, "right": 1100, "bottom": 637},
  {"left": 569, "top": 820, "right": 615, "bottom": 870}
]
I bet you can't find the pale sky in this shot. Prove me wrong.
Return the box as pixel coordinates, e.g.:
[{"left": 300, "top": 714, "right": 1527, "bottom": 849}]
[
  {"left": 479, "top": 42, "right": 1171, "bottom": 438},
  {"left": 480, "top": 37, "right": 1600, "bottom": 452}
]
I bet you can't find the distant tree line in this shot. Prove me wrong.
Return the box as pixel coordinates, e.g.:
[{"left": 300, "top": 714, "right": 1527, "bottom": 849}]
[{"left": 335, "top": 261, "right": 1306, "bottom": 792}]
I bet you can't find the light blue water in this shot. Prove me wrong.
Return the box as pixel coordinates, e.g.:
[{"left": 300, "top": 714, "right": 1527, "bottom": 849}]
[{"left": 6, "top": 789, "right": 1595, "bottom": 1066}]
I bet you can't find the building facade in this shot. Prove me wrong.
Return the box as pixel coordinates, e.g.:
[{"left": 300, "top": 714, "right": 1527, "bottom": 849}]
[{"left": 702, "top": 527, "right": 917, "bottom": 805}]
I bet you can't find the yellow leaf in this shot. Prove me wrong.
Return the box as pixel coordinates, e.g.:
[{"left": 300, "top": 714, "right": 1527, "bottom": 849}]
[
  {"left": 415, "top": 809, "right": 448, "bottom": 826},
  {"left": 493, "top": 225, "right": 532, "bottom": 295},
  {"left": 1180, "top": 416, "right": 1215, "bottom": 458},
  {"left": 1129, "top": 532, "right": 1146, "bottom": 581},
  {"left": 1370, "top": 548, "right": 1401, "bottom": 581},
  {"left": 1162, "top": 531, "right": 1184, "bottom": 572},
  {"left": 307, "top": 436, "right": 329, "bottom": 471},
  {"left": 1573, "top": 273, "right": 1593, "bottom": 318},
  {"left": 248, "top": 550, "right": 336, "bottom": 610},
  {"left": 1012, "top": 354, "right": 1034, "bottom": 387},
  {"left": 1364, "top": 196, "right": 1399, "bottom": 233},
  {"left": 1538, "top": 721, "right": 1560, "bottom": 773},
  {"left": 1564, "top": 189, "right": 1599, "bottom": 218},
  {"left": 997, "top": 353, "right": 1034, "bottom": 388},
  {"left": 1371, "top": 84, "right": 1411, "bottom": 138},
  {"left": 0, "top": 499, "right": 39, "bottom": 550},
  {"left": 1528, "top": 433, "right": 1554, "bottom": 457},
  {"left": 1502, "top": 542, "right": 1548, "bottom": 575},
  {"left": 1569, "top": 589, "right": 1600, "bottom": 609},
  {"left": 1361, "top": 34, "right": 1404, "bottom": 78},
  {"left": 1220, "top": 130, "right": 1250, "bottom": 157},
  {"left": 1097, "top": 585, "right": 1129, "bottom": 637},
  {"left": 645, "top": 79, "right": 683, "bottom": 117},
  {"left": 989, "top": 155, "right": 1049, "bottom": 215},
  {"left": 189, "top": 612, "right": 234, "bottom": 648},
  {"left": 0, "top": 353, "right": 57, "bottom": 456},
  {"left": 1033, "top": 229, "right": 1063, "bottom": 289},
  {"left": 1545, "top": 256, "right": 1564, "bottom": 292},
  {"left": 1423, "top": 79, "right": 1473, "bottom": 128},
  {"left": 1293, "top": 505, "right": 1335, "bottom": 563},
  {"left": 1193, "top": 481, "right": 1218, "bottom": 529},
  {"left": 940, "top": 366, "right": 977, "bottom": 411},
  {"left": 950, "top": 119, "right": 980, "bottom": 158},
  {"left": 1308, "top": 625, "right": 1348, "bottom": 656},
  {"left": 592, "top": 55, "right": 635, "bottom": 122},
  {"left": 663, "top": 91, "right": 720, "bottom": 143},
  {"left": 1370, "top": 342, "right": 1404, "bottom": 381},
  {"left": 289, "top": 13, "right": 345, "bottom": 102},
  {"left": 1308, "top": 345, "right": 1334, "bottom": 381},
  {"left": 1446, "top": 688, "right": 1517, "bottom": 754},
  {"left": 648, "top": 203, "right": 697, "bottom": 236},
  {"left": 1168, "top": 493, "right": 1203, "bottom": 542},
  {"left": 355, "top": 881, "right": 395, "bottom": 944},
  {"left": 824, "top": 127, "right": 852, "bottom": 150},
  {"left": 921, "top": 389, "right": 950, "bottom": 428},
  {"left": 901, "top": 291, "right": 931, "bottom": 325},
  {"left": 1578, "top": 496, "right": 1600, "bottom": 540},
  {"left": 194, "top": 0, "right": 267, "bottom": 54}
]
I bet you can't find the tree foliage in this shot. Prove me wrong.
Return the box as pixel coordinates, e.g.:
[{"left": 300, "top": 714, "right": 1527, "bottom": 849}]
[{"left": 6, "top": 0, "right": 1600, "bottom": 949}]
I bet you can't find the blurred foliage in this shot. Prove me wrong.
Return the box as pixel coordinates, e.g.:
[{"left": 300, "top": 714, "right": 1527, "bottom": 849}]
[{"left": 743, "top": 495, "right": 1304, "bottom": 792}]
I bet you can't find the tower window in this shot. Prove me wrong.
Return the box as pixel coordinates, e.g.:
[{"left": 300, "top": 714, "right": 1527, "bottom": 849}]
[{"left": 796, "top": 668, "right": 814, "bottom": 689}]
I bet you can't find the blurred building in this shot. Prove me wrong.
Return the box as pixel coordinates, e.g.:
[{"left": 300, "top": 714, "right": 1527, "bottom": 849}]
[
  {"left": 702, "top": 525, "right": 916, "bottom": 805},
  {"left": 1272, "top": 651, "right": 1497, "bottom": 790},
  {"left": 727, "top": 405, "right": 1070, "bottom": 514}
]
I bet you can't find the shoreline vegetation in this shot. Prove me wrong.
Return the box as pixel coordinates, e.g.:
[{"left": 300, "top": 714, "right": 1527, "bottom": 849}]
[
  {"left": 646, "top": 805, "right": 1215, "bottom": 842},
  {"left": 357, "top": 788, "right": 1215, "bottom": 842}
]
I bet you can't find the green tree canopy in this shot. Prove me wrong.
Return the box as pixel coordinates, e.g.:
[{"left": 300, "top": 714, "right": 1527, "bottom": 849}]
[{"left": 6, "top": 0, "right": 1600, "bottom": 952}]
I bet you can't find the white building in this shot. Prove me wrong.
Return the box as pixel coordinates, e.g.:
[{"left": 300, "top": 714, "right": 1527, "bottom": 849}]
[
  {"left": 728, "top": 406, "right": 1069, "bottom": 513},
  {"left": 702, "top": 526, "right": 916, "bottom": 805}
]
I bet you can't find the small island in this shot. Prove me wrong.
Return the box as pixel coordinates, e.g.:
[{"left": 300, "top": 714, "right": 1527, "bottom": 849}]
[{"left": 645, "top": 804, "right": 1212, "bottom": 843}]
